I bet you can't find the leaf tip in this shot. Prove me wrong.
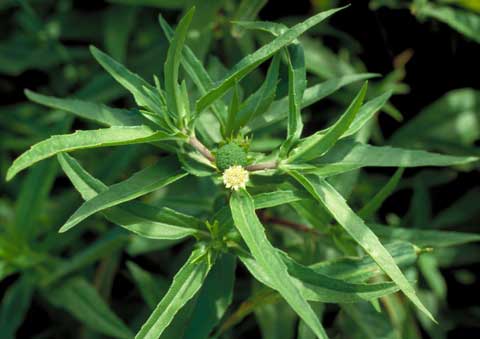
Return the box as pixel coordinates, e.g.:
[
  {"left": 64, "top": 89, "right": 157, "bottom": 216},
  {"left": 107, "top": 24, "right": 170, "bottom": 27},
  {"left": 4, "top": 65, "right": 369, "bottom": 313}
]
[
  {"left": 5, "top": 169, "right": 14, "bottom": 182},
  {"left": 89, "top": 45, "right": 103, "bottom": 59},
  {"left": 58, "top": 224, "right": 70, "bottom": 233},
  {"left": 24, "top": 88, "right": 33, "bottom": 99}
]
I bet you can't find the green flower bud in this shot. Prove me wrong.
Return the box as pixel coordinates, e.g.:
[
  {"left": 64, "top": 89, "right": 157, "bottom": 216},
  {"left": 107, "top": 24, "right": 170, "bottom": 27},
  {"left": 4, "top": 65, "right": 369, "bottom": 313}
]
[{"left": 215, "top": 143, "right": 247, "bottom": 171}]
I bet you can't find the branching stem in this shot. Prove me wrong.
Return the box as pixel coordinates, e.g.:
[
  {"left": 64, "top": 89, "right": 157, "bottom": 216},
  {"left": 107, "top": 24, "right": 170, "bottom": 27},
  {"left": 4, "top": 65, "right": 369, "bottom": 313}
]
[
  {"left": 246, "top": 160, "right": 278, "bottom": 171},
  {"left": 188, "top": 135, "right": 215, "bottom": 162},
  {"left": 258, "top": 211, "right": 320, "bottom": 235}
]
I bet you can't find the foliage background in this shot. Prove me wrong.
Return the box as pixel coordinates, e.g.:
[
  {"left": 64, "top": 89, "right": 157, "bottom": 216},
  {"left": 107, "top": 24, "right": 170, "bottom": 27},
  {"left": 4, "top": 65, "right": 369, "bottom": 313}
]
[{"left": 1, "top": 0, "right": 479, "bottom": 338}]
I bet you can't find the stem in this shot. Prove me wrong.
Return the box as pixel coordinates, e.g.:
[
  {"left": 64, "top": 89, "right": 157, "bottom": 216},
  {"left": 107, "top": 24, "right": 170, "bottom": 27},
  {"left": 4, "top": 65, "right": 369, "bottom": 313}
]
[
  {"left": 246, "top": 160, "right": 278, "bottom": 171},
  {"left": 258, "top": 211, "right": 320, "bottom": 235},
  {"left": 188, "top": 135, "right": 215, "bottom": 162}
]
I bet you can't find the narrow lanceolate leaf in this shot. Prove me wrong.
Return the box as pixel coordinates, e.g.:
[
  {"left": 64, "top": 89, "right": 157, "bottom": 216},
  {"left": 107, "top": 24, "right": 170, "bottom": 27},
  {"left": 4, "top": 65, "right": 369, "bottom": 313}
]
[
  {"left": 14, "top": 158, "right": 57, "bottom": 242},
  {"left": 232, "top": 19, "right": 287, "bottom": 36},
  {"left": 287, "top": 81, "right": 368, "bottom": 163},
  {"left": 297, "top": 139, "right": 478, "bottom": 177},
  {"left": 196, "top": 6, "right": 347, "bottom": 113},
  {"left": 90, "top": 46, "right": 168, "bottom": 123},
  {"left": 230, "top": 190, "right": 328, "bottom": 339},
  {"left": 369, "top": 224, "right": 480, "bottom": 248},
  {"left": 159, "top": 14, "right": 212, "bottom": 94},
  {"left": 253, "top": 190, "right": 306, "bottom": 209},
  {"left": 234, "top": 53, "right": 281, "bottom": 131},
  {"left": 340, "top": 302, "right": 397, "bottom": 339},
  {"left": 59, "top": 158, "right": 187, "bottom": 233},
  {"left": 6, "top": 126, "right": 179, "bottom": 180},
  {"left": 281, "top": 43, "right": 306, "bottom": 156},
  {"left": 390, "top": 88, "right": 480, "bottom": 146},
  {"left": 246, "top": 73, "right": 377, "bottom": 132},
  {"left": 359, "top": 168, "right": 404, "bottom": 219},
  {"left": 25, "top": 89, "right": 147, "bottom": 127},
  {"left": 127, "top": 262, "right": 169, "bottom": 310},
  {"left": 311, "top": 241, "right": 418, "bottom": 283},
  {"left": 164, "top": 7, "right": 195, "bottom": 120},
  {"left": 90, "top": 46, "right": 162, "bottom": 110},
  {"left": 58, "top": 153, "right": 203, "bottom": 240},
  {"left": 135, "top": 249, "right": 211, "bottom": 339},
  {"left": 183, "top": 254, "right": 237, "bottom": 339},
  {"left": 45, "top": 277, "right": 134, "bottom": 339},
  {"left": 211, "top": 189, "right": 308, "bottom": 231},
  {"left": 45, "top": 229, "right": 129, "bottom": 285},
  {"left": 278, "top": 90, "right": 390, "bottom": 154},
  {"left": 237, "top": 248, "right": 399, "bottom": 303},
  {"left": 288, "top": 171, "right": 436, "bottom": 322},
  {"left": 104, "top": 5, "right": 138, "bottom": 63},
  {"left": 341, "top": 90, "right": 392, "bottom": 138},
  {"left": 231, "top": 0, "right": 268, "bottom": 37},
  {"left": 158, "top": 14, "right": 228, "bottom": 126},
  {"left": 224, "top": 82, "right": 241, "bottom": 137},
  {"left": 0, "top": 276, "right": 34, "bottom": 339}
]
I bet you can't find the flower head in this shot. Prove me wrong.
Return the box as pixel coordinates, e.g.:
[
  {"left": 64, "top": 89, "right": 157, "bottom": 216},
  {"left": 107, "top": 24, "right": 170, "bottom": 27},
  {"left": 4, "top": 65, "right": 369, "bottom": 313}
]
[
  {"left": 222, "top": 165, "right": 249, "bottom": 191},
  {"left": 215, "top": 143, "right": 248, "bottom": 171}
]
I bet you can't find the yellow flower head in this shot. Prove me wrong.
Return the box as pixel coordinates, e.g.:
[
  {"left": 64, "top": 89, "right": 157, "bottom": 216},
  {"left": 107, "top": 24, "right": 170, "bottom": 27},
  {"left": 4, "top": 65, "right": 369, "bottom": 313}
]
[{"left": 222, "top": 165, "right": 249, "bottom": 191}]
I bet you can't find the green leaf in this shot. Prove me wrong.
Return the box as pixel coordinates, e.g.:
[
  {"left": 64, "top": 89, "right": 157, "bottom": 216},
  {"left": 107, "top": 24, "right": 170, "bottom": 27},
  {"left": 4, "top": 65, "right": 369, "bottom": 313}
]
[
  {"left": 231, "top": 0, "right": 268, "bottom": 37},
  {"left": 237, "top": 248, "right": 400, "bottom": 303},
  {"left": 359, "top": 168, "right": 404, "bottom": 219},
  {"left": 288, "top": 171, "right": 436, "bottom": 322},
  {"left": 341, "top": 90, "right": 392, "bottom": 138},
  {"left": 45, "top": 277, "right": 134, "bottom": 339},
  {"left": 280, "top": 252, "right": 400, "bottom": 302},
  {"left": 417, "top": 4, "right": 480, "bottom": 44},
  {"left": 164, "top": 7, "right": 195, "bottom": 121},
  {"left": 296, "top": 139, "right": 478, "bottom": 176},
  {"left": 6, "top": 126, "right": 179, "bottom": 180},
  {"left": 127, "top": 261, "right": 170, "bottom": 310},
  {"left": 369, "top": 224, "right": 480, "bottom": 248},
  {"left": 135, "top": 248, "right": 211, "bottom": 339},
  {"left": 418, "top": 254, "right": 446, "bottom": 300},
  {"left": 25, "top": 89, "right": 147, "bottom": 127},
  {"left": 58, "top": 153, "right": 204, "bottom": 240},
  {"left": 298, "top": 304, "right": 325, "bottom": 339},
  {"left": 104, "top": 5, "right": 138, "bottom": 63},
  {"left": 218, "top": 242, "right": 416, "bottom": 337},
  {"left": 340, "top": 302, "right": 398, "bottom": 339},
  {"left": 14, "top": 158, "right": 57, "bottom": 242},
  {"left": 90, "top": 46, "right": 167, "bottom": 121},
  {"left": 253, "top": 190, "right": 306, "bottom": 209},
  {"left": 45, "top": 229, "right": 129, "bottom": 285},
  {"left": 232, "top": 19, "right": 287, "bottom": 36},
  {"left": 59, "top": 157, "right": 188, "bottom": 232},
  {"left": 158, "top": 14, "right": 228, "bottom": 127},
  {"left": 0, "top": 276, "right": 34, "bottom": 339},
  {"left": 255, "top": 298, "right": 296, "bottom": 339},
  {"left": 311, "top": 241, "right": 418, "bottom": 282},
  {"left": 233, "top": 53, "right": 281, "bottom": 131},
  {"left": 224, "top": 82, "right": 241, "bottom": 137},
  {"left": 196, "top": 6, "right": 347, "bottom": 113},
  {"left": 247, "top": 73, "right": 377, "bottom": 132},
  {"left": 215, "top": 289, "right": 281, "bottom": 336},
  {"left": 390, "top": 88, "right": 480, "bottom": 147},
  {"left": 281, "top": 43, "right": 307, "bottom": 156},
  {"left": 287, "top": 81, "right": 368, "bottom": 163},
  {"left": 230, "top": 189, "right": 328, "bottom": 339},
  {"left": 212, "top": 189, "right": 308, "bottom": 232},
  {"left": 183, "top": 253, "right": 236, "bottom": 339}
]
